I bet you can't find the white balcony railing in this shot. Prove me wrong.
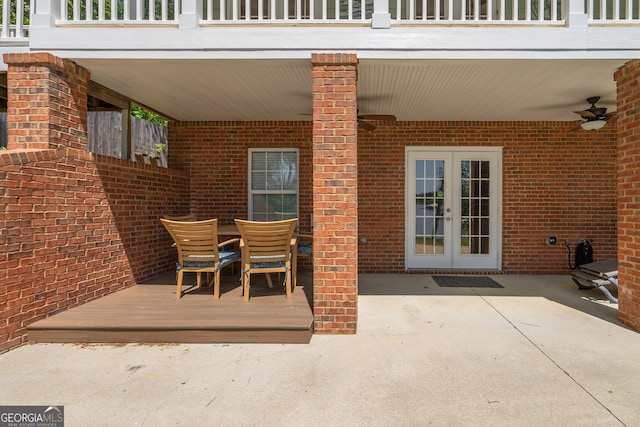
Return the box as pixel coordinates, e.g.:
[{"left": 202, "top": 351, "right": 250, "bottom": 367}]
[
  {"left": 0, "top": 0, "right": 637, "bottom": 38},
  {"left": 202, "top": 0, "right": 373, "bottom": 21},
  {"left": 389, "top": 0, "right": 562, "bottom": 21},
  {"left": 1, "top": 0, "right": 31, "bottom": 37},
  {"left": 587, "top": 0, "right": 639, "bottom": 22},
  {"left": 59, "top": 0, "right": 180, "bottom": 22},
  {"left": 202, "top": 0, "right": 564, "bottom": 21}
]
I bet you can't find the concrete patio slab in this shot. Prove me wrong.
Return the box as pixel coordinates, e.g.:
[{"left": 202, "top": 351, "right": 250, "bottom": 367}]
[{"left": 0, "top": 274, "right": 637, "bottom": 426}]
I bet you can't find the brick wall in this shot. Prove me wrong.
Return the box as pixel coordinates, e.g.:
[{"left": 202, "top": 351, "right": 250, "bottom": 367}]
[
  {"left": 615, "top": 59, "right": 640, "bottom": 330},
  {"left": 358, "top": 121, "right": 617, "bottom": 274},
  {"left": 0, "top": 149, "right": 189, "bottom": 353},
  {"left": 0, "top": 53, "right": 190, "bottom": 353},
  {"left": 170, "top": 120, "right": 617, "bottom": 276},
  {"left": 168, "top": 121, "right": 314, "bottom": 230}
]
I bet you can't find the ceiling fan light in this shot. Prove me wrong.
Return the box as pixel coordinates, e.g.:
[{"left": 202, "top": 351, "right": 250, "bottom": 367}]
[{"left": 580, "top": 119, "right": 607, "bottom": 131}]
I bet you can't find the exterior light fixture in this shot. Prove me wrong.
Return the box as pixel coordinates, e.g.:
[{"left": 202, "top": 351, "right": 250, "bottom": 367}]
[{"left": 580, "top": 119, "right": 607, "bottom": 131}]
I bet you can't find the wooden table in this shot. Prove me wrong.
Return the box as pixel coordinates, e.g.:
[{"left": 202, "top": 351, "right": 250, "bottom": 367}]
[
  {"left": 218, "top": 224, "right": 240, "bottom": 236},
  {"left": 218, "top": 223, "right": 312, "bottom": 240}
]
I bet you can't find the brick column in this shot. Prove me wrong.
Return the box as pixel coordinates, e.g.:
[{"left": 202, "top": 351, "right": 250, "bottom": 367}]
[
  {"left": 3, "top": 53, "right": 90, "bottom": 152},
  {"left": 615, "top": 59, "right": 640, "bottom": 332},
  {"left": 311, "top": 53, "right": 358, "bottom": 334}
]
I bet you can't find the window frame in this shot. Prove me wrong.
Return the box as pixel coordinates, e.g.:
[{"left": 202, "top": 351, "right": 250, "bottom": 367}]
[{"left": 248, "top": 148, "right": 300, "bottom": 222}]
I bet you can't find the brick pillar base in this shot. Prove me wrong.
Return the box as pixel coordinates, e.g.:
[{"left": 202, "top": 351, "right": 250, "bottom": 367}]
[
  {"left": 311, "top": 53, "right": 358, "bottom": 334},
  {"left": 3, "top": 53, "right": 90, "bottom": 152},
  {"left": 615, "top": 59, "right": 640, "bottom": 332}
]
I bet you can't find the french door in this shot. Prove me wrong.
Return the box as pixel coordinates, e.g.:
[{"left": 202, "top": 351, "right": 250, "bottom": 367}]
[{"left": 405, "top": 147, "right": 502, "bottom": 270}]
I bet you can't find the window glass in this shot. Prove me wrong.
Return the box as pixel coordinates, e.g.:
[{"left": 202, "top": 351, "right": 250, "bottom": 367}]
[{"left": 249, "top": 149, "right": 299, "bottom": 221}]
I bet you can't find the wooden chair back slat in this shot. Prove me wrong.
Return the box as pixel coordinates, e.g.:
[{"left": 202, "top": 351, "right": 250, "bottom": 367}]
[{"left": 162, "top": 213, "right": 198, "bottom": 222}]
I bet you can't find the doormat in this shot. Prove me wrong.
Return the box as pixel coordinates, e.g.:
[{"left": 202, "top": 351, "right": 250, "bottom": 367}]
[{"left": 432, "top": 276, "right": 504, "bottom": 288}]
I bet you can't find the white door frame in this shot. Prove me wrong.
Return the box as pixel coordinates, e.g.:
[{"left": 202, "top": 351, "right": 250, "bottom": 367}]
[{"left": 405, "top": 146, "right": 502, "bottom": 270}]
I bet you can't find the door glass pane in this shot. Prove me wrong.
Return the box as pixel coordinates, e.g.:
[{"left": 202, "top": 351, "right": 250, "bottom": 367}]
[
  {"left": 415, "top": 159, "right": 445, "bottom": 255},
  {"left": 460, "top": 160, "right": 490, "bottom": 255}
]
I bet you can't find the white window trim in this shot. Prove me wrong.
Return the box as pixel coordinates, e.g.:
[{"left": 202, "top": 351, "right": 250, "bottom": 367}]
[{"left": 248, "top": 148, "right": 300, "bottom": 221}]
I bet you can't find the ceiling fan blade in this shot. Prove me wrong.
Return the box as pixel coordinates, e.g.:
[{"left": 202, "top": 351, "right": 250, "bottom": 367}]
[
  {"left": 358, "top": 114, "right": 396, "bottom": 121},
  {"left": 604, "top": 111, "right": 617, "bottom": 120},
  {"left": 570, "top": 123, "right": 583, "bottom": 132},
  {"left": 573, "top": 110, "right": 596, "bottom": 119},
  {"left": 358, "top": 120, "right": 376, "bottom": 131}
]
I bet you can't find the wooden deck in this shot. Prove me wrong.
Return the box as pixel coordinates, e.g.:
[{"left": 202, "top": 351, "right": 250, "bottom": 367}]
[{"left": 28, "top": 268, "right": 314, "bottom": 344}]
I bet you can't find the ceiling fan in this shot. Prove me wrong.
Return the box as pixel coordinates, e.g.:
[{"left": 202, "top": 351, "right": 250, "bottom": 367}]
[
  {"left": 572, "top": 96, "right": 616, "bottom": 131},
  {"left": 300, "top": 111, "right": 396, "bottom": 131},
  {"left": 357, "top": 113, "right": 397, "bottom": 131}
]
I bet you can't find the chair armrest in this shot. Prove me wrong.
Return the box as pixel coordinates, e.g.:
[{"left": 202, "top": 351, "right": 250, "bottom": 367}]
[{"left": 218, "top": 237, "right": 240, "bottom": 249}]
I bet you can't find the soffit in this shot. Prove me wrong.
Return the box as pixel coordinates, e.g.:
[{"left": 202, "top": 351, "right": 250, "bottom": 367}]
[{"left": 75, "top": 58, "right": 624, "bottom": 123}]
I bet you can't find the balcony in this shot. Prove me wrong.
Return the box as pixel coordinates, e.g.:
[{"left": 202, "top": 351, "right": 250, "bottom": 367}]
[
  {"left": 1, "top": 0, "right": 638, "bottom": 40},
  {"left": 0, "top": 0, "right": 637, "bottom": 130}
]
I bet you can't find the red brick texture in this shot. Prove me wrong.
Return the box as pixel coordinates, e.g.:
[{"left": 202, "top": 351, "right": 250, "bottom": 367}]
[
  {"left": 4, "top": 53, "right": 90, "bottom": 153},
  {"left": 311, "top": 53, "right": 359, "bottom": 334},
  {"left": 169, "top": 119, "right": 617, "bottom": 276},
  {"left": 357, "top": 121, "right": 618, "bottom": 274},
  {"left": 167, "top": 121, "right": 314, "bottom": 229},
  {"left": 615, "top": 59, "right": 640, "bottom": 331},
  {"left": 0, "top": 54, "right": 190, "bottom": 353}
]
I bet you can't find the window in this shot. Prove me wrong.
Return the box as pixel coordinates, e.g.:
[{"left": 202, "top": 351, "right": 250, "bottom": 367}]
[{"left": 248, "top": 148, "right": 299, "bottom": 221}]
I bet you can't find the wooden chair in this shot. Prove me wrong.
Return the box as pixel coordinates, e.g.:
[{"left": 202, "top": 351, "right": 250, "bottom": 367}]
[
  {"left": 296, "top": 233, "right": 313, "bottom": 260},
  {"left": 293, "top": 232, "right": 312, "bottom": 289},
  {"left": 163, "top": 213, "right": 240, "bottom": 274},
  {"left": 234, "top": 218, "right": 297, "bottom": 301},
  {"left": 160, "top": 218, "right": 240, "bottom": 299}
]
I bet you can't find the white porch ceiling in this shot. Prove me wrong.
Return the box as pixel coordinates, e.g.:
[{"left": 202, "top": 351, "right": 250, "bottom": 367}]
[{"left": 76, "top": 58, "right": 625, "bottom": 123}]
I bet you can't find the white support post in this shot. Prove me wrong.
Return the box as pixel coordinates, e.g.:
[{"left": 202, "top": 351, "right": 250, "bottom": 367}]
[
  {"left": 2, "top": 0, "right": 10, "bottom": 36},
  {"left": 31, "top": 0, "right": 61, "bottom": 27},
  {"left": 180, "top": 0, "right": 203, "bottom": 27},
  {"left": 371, "top": 0, "right": 391, "bottom": 27},
  {"left": 125, "top": 0, "right": 136, "bottom": 20},
  {"left": 564, "top": 0, "right": 587, "bottom": 26}
]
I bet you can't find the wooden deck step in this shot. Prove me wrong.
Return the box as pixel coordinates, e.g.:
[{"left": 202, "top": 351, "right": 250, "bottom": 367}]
[{"left": 28, "top": 270, "right": 314, "bottom": 345}]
